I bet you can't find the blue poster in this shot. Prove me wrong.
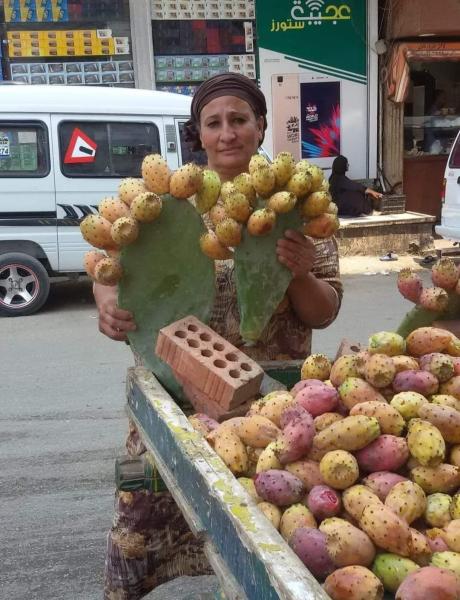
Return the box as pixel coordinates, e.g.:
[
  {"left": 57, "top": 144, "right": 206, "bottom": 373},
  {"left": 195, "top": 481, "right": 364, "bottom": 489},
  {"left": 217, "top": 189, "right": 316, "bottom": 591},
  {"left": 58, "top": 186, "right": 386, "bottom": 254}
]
[{"left": 300, "top": 81, "right": 341, "bottom": 159}]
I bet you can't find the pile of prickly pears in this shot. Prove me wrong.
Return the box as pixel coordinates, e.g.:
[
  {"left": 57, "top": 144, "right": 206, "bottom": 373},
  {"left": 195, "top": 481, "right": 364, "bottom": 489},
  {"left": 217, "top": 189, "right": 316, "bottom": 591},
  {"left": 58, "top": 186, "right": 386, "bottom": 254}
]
[
  {"left": 396, "top": 258, "right": 460, "bottom": 338},
  {"left": 190, "top": 326, "right": 460, "bottom": 600}
]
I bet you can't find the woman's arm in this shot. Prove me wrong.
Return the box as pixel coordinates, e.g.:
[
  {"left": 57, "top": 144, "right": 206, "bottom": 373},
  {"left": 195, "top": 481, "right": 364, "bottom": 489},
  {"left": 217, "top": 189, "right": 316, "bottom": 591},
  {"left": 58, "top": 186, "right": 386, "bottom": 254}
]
[
  {"left": 93, "top": 282, "right": 136, "bottom": 341},
  {"left": 276, "top": 230, "right": 341, "bottom": 327}
]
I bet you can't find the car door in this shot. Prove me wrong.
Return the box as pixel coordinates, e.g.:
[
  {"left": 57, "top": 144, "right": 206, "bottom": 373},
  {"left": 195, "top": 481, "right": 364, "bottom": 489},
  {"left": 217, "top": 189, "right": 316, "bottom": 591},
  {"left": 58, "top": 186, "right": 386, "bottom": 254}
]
[{"left": 50, "top": 114, "right": 165, "bottom": 271}]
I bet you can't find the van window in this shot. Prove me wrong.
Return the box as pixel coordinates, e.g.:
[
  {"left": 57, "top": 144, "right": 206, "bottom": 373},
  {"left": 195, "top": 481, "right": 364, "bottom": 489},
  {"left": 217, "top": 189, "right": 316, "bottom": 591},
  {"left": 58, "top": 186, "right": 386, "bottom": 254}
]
[
  {"left": 59, "top": 121, "right": 161, "bottom": 178},
  {"left": 449, "top": 135, "right": 460, "bottom": 169},
  {"left": 0, "top": 122, "right": 49, "bottom": 177}
]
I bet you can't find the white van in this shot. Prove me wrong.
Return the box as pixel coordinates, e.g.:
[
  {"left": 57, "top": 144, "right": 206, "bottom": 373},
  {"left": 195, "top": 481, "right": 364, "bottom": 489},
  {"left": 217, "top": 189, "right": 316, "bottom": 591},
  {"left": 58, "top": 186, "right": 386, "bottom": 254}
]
[
  {"left": 435, "top": 129, "right": 460, "bottom": 242},
  {"left": 0, "top": 85, "right": 199, "bottom": 316}
]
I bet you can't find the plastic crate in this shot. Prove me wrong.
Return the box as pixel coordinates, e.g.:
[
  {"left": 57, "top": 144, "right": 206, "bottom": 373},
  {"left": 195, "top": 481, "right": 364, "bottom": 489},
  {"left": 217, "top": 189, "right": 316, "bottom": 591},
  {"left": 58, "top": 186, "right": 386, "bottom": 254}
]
[
  {"left": 260, "top": 359, "right": 302, "bottom": 389},
  {"left": 379, "top": 194, "right": 406, "bottom": 214}
]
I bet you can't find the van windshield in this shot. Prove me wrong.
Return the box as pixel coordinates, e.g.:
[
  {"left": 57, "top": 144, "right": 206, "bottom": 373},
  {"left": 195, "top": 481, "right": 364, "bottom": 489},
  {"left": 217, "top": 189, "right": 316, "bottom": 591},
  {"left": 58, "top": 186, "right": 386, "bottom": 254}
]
[{"left": 450, "top": 134, "right": 460, "bottom": 169}]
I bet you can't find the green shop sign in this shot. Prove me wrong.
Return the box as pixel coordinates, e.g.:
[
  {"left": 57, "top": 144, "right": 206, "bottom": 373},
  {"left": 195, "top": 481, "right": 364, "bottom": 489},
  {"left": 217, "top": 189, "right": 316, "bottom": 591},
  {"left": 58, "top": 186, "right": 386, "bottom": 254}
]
[{"left": 256, "top": 0, "right": 367, "bottom": 83}]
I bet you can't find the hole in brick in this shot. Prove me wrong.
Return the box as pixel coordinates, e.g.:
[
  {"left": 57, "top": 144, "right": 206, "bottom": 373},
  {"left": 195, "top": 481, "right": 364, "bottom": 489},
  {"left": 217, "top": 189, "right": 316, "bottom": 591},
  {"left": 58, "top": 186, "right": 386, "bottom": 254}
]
[
  {"left": 240, "top": 363, "right": 252, "bottom": 372},
  {"left": 213, "top": 343, "right": 225, "bottom": 351},
  {"left": 187, "top": 339, "right": 199, "bottom": 348},
  {"left": 229, "top": 369, "right": 240, "bottom": 378},
  {"left": 200, "top": 332, "right": 212, "bottom": 341},
  {"left": 174, "top": 330, "right": 187, "bottom": 338},
  {"left": 187, "top": 324, "right": 199, "bottom": 332},
  {"left": 201, "top": 349, "right": 212, "bottom": 357},
  {"left": 225, "top": 353, "right": 238, "bottom": 362},
  {"left": 214, "top": 359, "right": 226, "bottom": 368}
]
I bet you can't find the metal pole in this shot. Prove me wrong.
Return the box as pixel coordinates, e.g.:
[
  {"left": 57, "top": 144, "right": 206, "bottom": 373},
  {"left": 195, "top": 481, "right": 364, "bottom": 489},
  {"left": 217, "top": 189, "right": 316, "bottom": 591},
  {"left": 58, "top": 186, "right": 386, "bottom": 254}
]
[{"left": 129, "top": 0, "right": 155, "bottom": 89}]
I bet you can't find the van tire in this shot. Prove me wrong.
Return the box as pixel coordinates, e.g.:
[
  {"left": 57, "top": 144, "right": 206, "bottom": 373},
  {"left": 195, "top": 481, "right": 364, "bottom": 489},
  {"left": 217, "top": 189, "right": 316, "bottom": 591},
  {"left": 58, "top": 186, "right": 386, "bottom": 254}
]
[{"left": 0, "top": 253, "right": 50, "bottom": 316}]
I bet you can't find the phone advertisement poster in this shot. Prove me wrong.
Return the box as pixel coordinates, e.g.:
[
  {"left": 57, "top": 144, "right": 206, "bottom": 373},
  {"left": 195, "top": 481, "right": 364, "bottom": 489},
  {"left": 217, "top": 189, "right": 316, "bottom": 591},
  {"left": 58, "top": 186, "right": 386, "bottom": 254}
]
[{"left": 300, "top": 81, "right": 340, "bottom": 160}]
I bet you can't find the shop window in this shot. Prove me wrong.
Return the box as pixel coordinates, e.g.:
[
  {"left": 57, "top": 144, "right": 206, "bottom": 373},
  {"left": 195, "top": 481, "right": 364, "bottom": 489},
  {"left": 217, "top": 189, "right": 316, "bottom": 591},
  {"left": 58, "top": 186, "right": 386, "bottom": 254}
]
[
  {"left": 0, "top": 122, "right": 49, "bottom": 177},
  {"left": 59, "top": 121, "right": 160, "bottom": 177}
]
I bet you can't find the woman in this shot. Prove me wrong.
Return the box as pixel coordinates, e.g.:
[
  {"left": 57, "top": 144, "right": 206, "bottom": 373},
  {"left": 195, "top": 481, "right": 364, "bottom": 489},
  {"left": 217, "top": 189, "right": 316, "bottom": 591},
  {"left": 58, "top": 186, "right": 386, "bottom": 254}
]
[
  {"left": 329, "top": 155, "right": 382, "bottom": 218},
  {"left": 95, "top": 73, "right": 342, "bottom": 599}
]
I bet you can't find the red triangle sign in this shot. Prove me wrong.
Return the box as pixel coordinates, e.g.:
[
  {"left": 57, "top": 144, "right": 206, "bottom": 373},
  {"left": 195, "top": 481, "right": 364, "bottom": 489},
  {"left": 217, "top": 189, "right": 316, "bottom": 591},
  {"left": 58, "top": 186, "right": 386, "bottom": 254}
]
[{"left": 64, "top": 128, "right": 98, "bottom": 164}]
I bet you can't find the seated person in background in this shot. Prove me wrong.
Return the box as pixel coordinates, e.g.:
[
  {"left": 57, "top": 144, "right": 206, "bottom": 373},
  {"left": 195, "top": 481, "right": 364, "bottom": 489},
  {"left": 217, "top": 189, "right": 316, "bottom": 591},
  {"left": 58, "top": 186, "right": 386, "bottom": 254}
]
[{"left": 329, "top": 155, "right": 382, "bottom": 217}]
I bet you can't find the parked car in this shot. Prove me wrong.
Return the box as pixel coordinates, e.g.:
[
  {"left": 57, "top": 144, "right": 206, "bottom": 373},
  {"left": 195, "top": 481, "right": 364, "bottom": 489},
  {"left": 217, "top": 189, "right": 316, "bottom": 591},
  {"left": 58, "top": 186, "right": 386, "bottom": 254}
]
[
  {"left": 0, "top": 85, "right": 198, "bottom": 316},
  {"left": 435, "top": 129, "right": 460, "bottom": 242}
]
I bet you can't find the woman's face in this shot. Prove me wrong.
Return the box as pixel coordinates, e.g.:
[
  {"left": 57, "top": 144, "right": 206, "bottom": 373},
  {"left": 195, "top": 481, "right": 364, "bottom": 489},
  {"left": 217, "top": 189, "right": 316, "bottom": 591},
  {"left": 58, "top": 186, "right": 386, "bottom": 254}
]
[{"left": 199, "top": 95, "right": 264, "bottom": 180}]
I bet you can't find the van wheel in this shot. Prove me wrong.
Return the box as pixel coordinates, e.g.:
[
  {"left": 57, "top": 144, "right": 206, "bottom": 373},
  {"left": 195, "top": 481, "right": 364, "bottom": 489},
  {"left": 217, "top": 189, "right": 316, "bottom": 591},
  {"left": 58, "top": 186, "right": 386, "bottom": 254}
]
[{"left": 0, "top": 253, "right": 50, "bottom": 316}]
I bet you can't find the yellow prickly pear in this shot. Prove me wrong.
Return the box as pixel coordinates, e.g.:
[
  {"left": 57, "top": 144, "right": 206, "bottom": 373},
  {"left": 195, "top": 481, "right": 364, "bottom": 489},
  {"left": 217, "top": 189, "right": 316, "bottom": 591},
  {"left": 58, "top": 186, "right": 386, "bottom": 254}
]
[
  {"left": 407, "top": 418, "right": 445, "bottom": 467},
  {"left": 286, "top": 171, "right": 312, "bottom": 198},
  {"left": 271, "top": 151, "right": 296, "bottom": 187},
  {"left": 83, "top": 249, "right": 106, "bottom": 278},
  {"left": 194, "top": 169, "right": 221, "bottom": 214},
  {"left": 267, "top": 191, "right": 297, "bottom": 214},
  {"left": 300, "top": 191, "right": 331, "bottom": 219},
  {"left": 98, "top": 196, "right": 130, "bottom": 222},
  {"left": 233, "top": 172, "right": 257, "bottom": 206},
  {"left": 111, "top": 216, "right": 139, "bottom": 246},
  {"left": 302, "top": 213, "right": 339, "bottom": 238},
  {"left": 364, "top": 353, "right": 396, "bottom": 388},
  {"left": 250, "top": 165, "right": 276, "bottom": 198},
  {"left": 80, "top": 213, "right": 115, "bottom": 250},
  {"left": 248, "top": 153, "right": 269, "bottom": 174},
  {"left": 169, "top": 163, "right": 203, "bottom": 198},
  {"left": 209, "top": 204, "right": 227, "bottom": 226},
  {"left": 93, "top": 256, "right": 123, "bottom": 286},
  {"left": 258, "top": 502, "right": 282, "bottom": 529},
  {"left": 390, "top": 391, "right": 428, "bottom": 421},
  {"left": 130, "top": 192, "right": 162, "bottom": 223},
  {"left": 368, "top": 331, "right": 406, "bottom": 356},
  {"left": 224, "top": 192, "right": 252, "bottom": 223},
  {"left": 220, "top": 180, "right": 237, "bottom": 201},
  {"left": 246, "top": 208, "right": 276, "bottom": 236},
  {"left": 215, "top": 217, "right": 242, "bottom": 247},
  {"left": 199, "top": 230, "right": 233, "bottom": 260},
  {"left": 118, "top": 177, "right": 147, "bottom": 206},
  {"left": 301, "top": 353, "right": 332, "bottom": 381},
  {"left": 319, "top": 449, "right": 359, "bottom": 489},
  {"left": 141, "top": 154, "right": 171, "bottom": 195}
]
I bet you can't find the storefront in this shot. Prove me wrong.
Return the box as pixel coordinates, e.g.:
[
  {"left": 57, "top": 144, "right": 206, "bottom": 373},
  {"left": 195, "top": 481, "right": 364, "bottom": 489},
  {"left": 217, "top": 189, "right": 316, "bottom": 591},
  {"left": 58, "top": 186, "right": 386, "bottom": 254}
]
[{"left": 382, "top": 0, "right": 460, "bottom": 218}]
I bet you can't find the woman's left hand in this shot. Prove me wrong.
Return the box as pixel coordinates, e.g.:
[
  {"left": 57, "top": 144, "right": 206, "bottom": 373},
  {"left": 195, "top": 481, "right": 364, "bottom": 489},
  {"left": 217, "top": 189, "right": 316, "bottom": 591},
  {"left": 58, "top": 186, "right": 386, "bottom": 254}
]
[{"left": 276, "top": 229, "right": 316, "bottom": 279}]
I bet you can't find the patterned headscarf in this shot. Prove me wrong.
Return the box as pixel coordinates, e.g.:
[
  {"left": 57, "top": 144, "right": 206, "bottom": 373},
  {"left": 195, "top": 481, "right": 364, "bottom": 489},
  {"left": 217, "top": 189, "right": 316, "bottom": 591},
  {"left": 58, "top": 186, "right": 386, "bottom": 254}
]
[{"left": 183, "top": 73, "right": 267, "bottom": 151}]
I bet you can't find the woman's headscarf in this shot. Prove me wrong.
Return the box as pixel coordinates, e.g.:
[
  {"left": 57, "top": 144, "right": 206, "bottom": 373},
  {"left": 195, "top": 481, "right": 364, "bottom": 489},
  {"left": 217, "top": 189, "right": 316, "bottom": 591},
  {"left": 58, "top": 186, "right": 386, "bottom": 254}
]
[
  {"left": 183, "top": 73, "right": 268, "bottom": 151},
  {"left": 329, "top": 155, "right": 348, "bottom": 201}
]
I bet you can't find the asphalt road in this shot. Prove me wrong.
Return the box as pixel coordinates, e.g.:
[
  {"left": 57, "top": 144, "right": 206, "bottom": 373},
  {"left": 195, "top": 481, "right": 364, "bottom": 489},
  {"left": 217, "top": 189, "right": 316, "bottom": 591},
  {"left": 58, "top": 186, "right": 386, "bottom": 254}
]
[{"left": 1, "top": 269, "right": 433, "bottom": 599}]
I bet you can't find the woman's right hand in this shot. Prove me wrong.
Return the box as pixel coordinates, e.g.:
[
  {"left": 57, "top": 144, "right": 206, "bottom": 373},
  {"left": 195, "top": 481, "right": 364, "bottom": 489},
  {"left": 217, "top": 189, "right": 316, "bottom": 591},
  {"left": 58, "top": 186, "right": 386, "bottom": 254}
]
[{"left": 93, "top": 283, "right": 136, "bottom": 342}]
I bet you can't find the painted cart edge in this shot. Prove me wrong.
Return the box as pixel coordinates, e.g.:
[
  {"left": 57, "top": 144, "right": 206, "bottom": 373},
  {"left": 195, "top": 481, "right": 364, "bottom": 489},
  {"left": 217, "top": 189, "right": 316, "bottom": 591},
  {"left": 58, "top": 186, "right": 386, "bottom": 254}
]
[{"left": 125, "top": 366, "right": 330, "bottom": 600}]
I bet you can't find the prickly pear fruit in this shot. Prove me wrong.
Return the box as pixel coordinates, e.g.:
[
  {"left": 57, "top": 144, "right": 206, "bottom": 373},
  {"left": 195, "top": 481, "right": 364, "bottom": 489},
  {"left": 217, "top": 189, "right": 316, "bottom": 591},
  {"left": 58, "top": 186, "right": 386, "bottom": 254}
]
[
  {"left": 385, "top": 481, "right": 427, "bottom": 524},
  {"left": 300, "top": 191, "right": 331, "bottom": 219},
  {"left": 169, "top": 163, "right": 203, "bottom": 198},
  {"left": 80, "top": 213, "right": 115, "bottom": 249},
  {"left": 319, "top": 518, "right": 376, "bottom": 568},
  {"left": 364, "top": 353, "right": 396, "bottom": 388},
  {"left": 118, "top": 177, "right": 147, "bottom": 206},
  {"left": 368, "top": 331, "right": 406, "bottom": 356},
  {"left": 232, "top": 172, "right": 256, "bottom": 205},
  {"left": 355, "top": 434, "right": 409, "bottom": 473},
  {"left": 440, "top": 375, "right": 460, "bottom": 400},
  {"left": 251, "top": 390, "right": 294, "bottom": 427},
  {"left": 111, "top": 216, "right": 139, "bottom": 246},
  {"left": 392, "top": 369, "right": 439, "bottom": 396},
  {"left": 250, "top": 165, "right": 276, "bottom": 198},
  {"left": 213, "top": 429, "right": 248, "bottom": 475},
  {"left": 286, "top": 171, "right": 312, "bottom": 198},
  {"left": 237, "top": 415, "right": 280, "bottom": 448},
  {"left": 290, "top": 378, "right": 325, "bottom": 397},
  {"left": 278, "top": 403, "right": 311, "bottom": 429},
  {"left": 289, "top": 527, "right": 336, "bottom": 580},
  {"left": 350, "top": 401, "right": 405, "bottom": 436},
  {"left": 306, "top": 484, "right": 342, "bottom": 521},
  {"left": 302, "top": 213, "right": 339, "bottom": 239},
  {"left": 431, "top": 551, "right": 460, "bottom": 578},
  {"left": 314, "top": 415, "right": 380, "bottom": 452},
  {"left": 390, "top": 391, "right": 428, "bottom": 421},
  {"left": 254, "top": 469, "right": 305, "bottom": 506},
  {"left": 295, "top": 383, "right": 339, "bottom": 417},
  {"left": 199, "top": 230, "right": 232, "bottom": 260},
  {"left": 324, "top": 565, "right": 384, "bottom": 600},
  {"left": 431, "top": 257, "right": 460, "bottom": 290},
  {"left": 224, "top": 192, "right": 252, "bottom": 223},
  {"left": 188, "top": 413, "right": 219, "bottom": 436},
  {"left": 451, "top": 493, "right": 460, "bottom": 520},
  {"left": 246, "top": 207, "right": 276, "bottom": 236},
  {"left": 431, "top": 394, "right": 460, "bottom": 411},
  {"left": 411, "top": 464, "right": 460, "bottom": 494},
  {"left": 406, "top": 326, "right": 453, "bottom": 356},
  {"left": 339, "top": 378, "right": 387, "bottom": 410},
  {"left": 255, "top": 441, "right": 282, "bottom": 473},
  {"left": 141, "top": 154, "right": 170, "bottom": 195},
  {"left": 397, "top": 268, "right": 423, "bottom": 303},
  {"left": 194, "top": 169, "right": 221, "bottom": 214},
  {"left": 285, "top": 459, "right": 324, "bottom": 491},
  {"left": 267, "top": 190, "right": 297, "bottom": 214},
  {"left": 409, "top": 528, "right": 432, "bottom": 566},
  {"left": 419, "top": 286, "right": 449, "bottom": 312},
  {"left": 418, "top": 403, "right": 460, "bottom": 444},
  {"left": 319, "top": 450, "right": 359, "bottom": 490},
  {"left": 209, "top": 203, "right": 227, "bottom": 225},
  {"left": 342, "top": 485, "right": 382, "bottom": 521},
  {"left": 83, "top": 249, "right": 106, "bottom": 278},
  {"left": 392, "top": 354, "right": 420, "bottom": 373},
  {"left": 98, "top": 196, "right": 130, "bottom": 222},
  {"left": 300, "top": 353, "right": 332, "bottom": 381},
  {"left": 220, "top": 181, "right": 236, "bottom": 201},
  {"left": 425, "top": 493, "right": 453, "bottom": 528},
  {"left": 248, "top": 153, "right": 269, "bottom": 174},
  {"left": 314, "top": 412, "right": 344, "bottom": 431},
  {"left": 279, "top": 503, "right": 316, "bottom": 541},
  {"left": 372, "top": 553, "right": 420, "bottom": 593},
  {"left": 407, "top": 418, "right": 445, "bottom": 467},
  {"left": 215, "top": 217, "right": 242, "bottom": 247},
  {"left": 271, "top": 151, "right": 295, "bottom": 187},
  {"left": 362, "top": 472, "right": 408, "bottom": 501},
  {"left": 419, "top": 352, "right": 454, "bottom": 382},
  {"left": 329, "top": 355, "right": 360, "bottom": 387},
  {"left": 394, "top": 565, "right": 460, "bottom": 600},
  {"left": 257, "top": 501, "right": 282, "bottom": 529},
  {"left": 93, "top": 256, "right": 123, "bottom": 286},
  {"left": 444, "top": 520, "right": 460, "bottom": 552},
  {"left": 274, "top": 412, "right": 315, "bottom": 463},
  {"left": 130, "top": 192, "right": 162, "bottom": 223},
  {"left": 360, "top": 503, "right": 412, "bottom": 556}
]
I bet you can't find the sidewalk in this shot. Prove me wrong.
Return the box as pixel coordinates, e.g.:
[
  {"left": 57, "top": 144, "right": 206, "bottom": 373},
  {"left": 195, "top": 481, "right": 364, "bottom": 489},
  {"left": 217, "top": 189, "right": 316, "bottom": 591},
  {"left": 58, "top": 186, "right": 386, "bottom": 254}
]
[{"left": 339, "top": 238, "right": 458, "bottom": 275}]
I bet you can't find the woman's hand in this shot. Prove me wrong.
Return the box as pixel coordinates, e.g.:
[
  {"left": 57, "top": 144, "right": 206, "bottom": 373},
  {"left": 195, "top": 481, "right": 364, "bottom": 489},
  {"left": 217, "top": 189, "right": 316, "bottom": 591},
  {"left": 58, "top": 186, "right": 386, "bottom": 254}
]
[
  {"left": 366, "top": 188, "right": 383, "bottom": 200},
  {"left": 93, "top": 283, "right": 136, "bottom": 342},
  {"left": 276, "top": 229, "right": 316, "bottom": 279}
]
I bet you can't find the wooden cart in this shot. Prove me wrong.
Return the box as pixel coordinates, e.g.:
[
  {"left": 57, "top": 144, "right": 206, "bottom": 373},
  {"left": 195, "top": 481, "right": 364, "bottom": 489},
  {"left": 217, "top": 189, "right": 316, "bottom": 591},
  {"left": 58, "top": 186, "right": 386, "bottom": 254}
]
[{"left": 125, "top": 365, "right": 331, "bottom": 600}]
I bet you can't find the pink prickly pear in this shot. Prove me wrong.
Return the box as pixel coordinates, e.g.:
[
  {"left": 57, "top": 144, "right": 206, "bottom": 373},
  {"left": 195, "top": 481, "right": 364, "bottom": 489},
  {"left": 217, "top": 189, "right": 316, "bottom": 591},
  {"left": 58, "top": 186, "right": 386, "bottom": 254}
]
[
  {"left": 431, "top": 257, "right": 459, "bottom": 290},
  {"left": 355, "top": 434, "right": 409, "bottom": 473},
  {"left": 306, "top": 484, "right": 342, "bottom": 521},
  {"left": 418, "top": 287, "right": 449, "bottom": 312},
  {"left": 392, "top": 369, "right": 439, "bottom": 395},
  {"left": 397, "top": 268, "right": 423, "bottom": 303},
  {"left": 290, "top": 379, "right": 325, "bottom": 398},
  {"left": 362, "top": 471, "right": 408, "bottom": 501}
]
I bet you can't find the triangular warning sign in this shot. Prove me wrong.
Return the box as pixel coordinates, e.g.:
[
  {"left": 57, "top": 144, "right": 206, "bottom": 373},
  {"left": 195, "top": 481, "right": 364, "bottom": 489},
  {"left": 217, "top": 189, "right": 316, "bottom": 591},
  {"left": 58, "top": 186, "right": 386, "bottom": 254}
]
[{"left": 64, "top": 128, "right": 98, "bottom": 164}]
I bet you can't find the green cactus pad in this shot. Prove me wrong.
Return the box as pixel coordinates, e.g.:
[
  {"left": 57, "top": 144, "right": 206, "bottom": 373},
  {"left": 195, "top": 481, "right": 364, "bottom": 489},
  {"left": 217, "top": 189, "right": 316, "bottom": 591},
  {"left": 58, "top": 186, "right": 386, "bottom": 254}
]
[
  {"left": 118, "top": 195, "right": 215, "bottom": 397},
  {"left": 396, "top": 291, "right": 460, "bottom": 338},
  {"left": 234, "top": 209, "right": 301, "bottom": 343}
]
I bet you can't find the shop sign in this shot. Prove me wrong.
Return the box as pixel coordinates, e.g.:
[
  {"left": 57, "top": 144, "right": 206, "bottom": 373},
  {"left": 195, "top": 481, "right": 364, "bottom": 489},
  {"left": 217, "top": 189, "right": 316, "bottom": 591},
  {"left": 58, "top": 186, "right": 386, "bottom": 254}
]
[
  {"left": 64, "top": 128, "right": 97, "bottom": 164},
  {"left": 0, "top": 133, "right": 10, "bottom": 157},
  {"left": 256, "top": 0, "right": 367, "bottom": 83}
]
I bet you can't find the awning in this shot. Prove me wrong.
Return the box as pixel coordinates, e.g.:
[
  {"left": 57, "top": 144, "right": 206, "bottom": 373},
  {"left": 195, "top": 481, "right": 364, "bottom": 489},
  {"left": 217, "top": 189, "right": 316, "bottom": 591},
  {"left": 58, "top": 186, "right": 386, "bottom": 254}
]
[{"left": 387, "top": 41, "right": 460, "bottom": 103}]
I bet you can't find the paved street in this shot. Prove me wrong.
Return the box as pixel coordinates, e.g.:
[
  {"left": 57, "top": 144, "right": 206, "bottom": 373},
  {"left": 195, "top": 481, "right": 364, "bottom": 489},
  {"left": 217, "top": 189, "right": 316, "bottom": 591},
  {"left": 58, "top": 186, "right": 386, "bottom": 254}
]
[{"left": 1, "top": 267, "right": 433, "bottom": 599}]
